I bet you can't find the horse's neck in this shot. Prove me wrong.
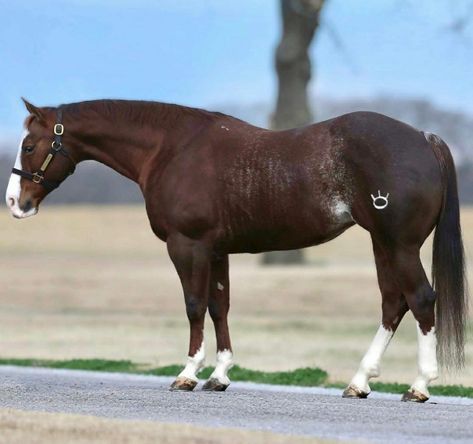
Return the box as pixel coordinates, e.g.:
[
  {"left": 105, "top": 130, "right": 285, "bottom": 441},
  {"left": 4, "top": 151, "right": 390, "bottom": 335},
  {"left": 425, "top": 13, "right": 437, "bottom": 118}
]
[
  {"left": 69, "top": 103, "right": 212, "bottom": 187},
  {"left": 73, "top": 109, "right": 193, "bottom": 187},
  {"left": 77, "top": 124, "right": 155, "bottom": 184}
]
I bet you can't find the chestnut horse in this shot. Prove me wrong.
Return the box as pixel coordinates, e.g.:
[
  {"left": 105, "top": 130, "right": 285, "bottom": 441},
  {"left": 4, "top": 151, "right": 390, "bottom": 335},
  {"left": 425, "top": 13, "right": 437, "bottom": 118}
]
[{"left": 6, "top": 99, "right": 468, "bottom": 402}]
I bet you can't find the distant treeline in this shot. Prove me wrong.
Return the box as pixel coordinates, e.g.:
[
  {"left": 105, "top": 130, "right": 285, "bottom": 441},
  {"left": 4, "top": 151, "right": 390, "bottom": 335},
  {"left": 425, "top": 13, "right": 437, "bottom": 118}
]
[{"left": 1, "top": 96, "right": 473, "bottom": 204}]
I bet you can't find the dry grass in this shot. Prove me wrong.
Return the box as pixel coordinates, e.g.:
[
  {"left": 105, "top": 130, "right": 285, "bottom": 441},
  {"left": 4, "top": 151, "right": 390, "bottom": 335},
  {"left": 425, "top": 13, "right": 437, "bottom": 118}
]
[
  {"left": 0, "top": 205, "right": 472, "bottom": 385},
  {"left": 0, "top": 408, "right": 341, "bottom": 444}
]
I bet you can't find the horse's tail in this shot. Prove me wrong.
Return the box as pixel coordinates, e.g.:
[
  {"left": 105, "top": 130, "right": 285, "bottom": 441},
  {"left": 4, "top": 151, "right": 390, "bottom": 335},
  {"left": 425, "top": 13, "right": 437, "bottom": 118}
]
[{"left": 428, "top": 132, "right": 468, "bottom": 369}]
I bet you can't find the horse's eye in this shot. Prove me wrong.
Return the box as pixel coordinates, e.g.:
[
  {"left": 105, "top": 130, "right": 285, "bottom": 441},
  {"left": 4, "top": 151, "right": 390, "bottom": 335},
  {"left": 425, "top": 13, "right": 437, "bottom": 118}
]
[{"left": 22, "top": 145, "right": 35, "bottom": 154}]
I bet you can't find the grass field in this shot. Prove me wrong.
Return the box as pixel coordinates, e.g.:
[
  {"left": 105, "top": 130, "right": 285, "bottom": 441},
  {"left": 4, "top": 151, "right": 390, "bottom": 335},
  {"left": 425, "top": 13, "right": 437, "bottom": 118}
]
[{"left": 0, "top": 205, "right": 472, "bottom": 387}]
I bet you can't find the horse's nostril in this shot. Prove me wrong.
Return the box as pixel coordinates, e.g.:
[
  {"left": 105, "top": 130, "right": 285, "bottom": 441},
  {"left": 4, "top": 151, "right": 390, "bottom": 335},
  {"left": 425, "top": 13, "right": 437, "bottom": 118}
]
[
  {"left": 8, "top": 197, "right": 15, "bottom": 207},
  {"left": 22, "top": 200, "right": 33, "bottom": 213}
]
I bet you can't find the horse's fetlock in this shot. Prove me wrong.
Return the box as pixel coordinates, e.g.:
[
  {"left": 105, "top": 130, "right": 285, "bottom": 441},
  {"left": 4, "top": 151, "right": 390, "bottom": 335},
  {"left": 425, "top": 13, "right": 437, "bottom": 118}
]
[
  {"left": 421, "top": 368, "right": 438, "bottom": 382},
  {"left": 366, "top": 366, "right": 380, "bottom": 378},
  {"left": 360, "top": 361, "right": 380, "bottom": 378}
]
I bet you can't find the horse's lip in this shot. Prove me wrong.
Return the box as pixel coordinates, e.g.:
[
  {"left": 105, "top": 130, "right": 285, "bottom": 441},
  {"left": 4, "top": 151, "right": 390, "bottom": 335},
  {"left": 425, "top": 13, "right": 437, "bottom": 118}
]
[{"left": 10, "top": 207, "right": 38, "bottom": 219}]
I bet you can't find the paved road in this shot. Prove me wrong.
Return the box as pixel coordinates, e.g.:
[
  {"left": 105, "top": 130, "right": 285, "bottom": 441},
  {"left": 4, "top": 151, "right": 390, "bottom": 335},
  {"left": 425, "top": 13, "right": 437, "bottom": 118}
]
[{"left": 0, "top": 366, "right": 471, "bottom": 443}]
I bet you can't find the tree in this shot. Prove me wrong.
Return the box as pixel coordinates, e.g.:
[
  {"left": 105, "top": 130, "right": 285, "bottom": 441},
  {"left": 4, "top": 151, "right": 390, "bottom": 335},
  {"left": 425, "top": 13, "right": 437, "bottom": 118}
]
[{"left": 262, "top": 0, "right": 326, "bottom": 265}]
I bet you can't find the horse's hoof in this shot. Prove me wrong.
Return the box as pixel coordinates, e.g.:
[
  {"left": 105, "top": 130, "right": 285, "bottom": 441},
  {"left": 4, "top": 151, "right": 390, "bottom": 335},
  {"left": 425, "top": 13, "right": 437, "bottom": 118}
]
[
  {"left": 202, "top": 378, "right": 229, "bottom": 392},
  {"left": 169, "top": 377, "right": 198, "bottom": 391},
  {"left": 401, "top": 389, "right": 429, "bottom": 403},
  {"left": 342, "top": 384, "right": 369, "bottom": 399}
]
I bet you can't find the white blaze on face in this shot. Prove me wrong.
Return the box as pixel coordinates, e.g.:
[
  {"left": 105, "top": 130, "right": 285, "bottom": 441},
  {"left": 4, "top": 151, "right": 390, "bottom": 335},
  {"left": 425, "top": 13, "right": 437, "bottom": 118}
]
[
  {"left": 178, "top": 342, "right": 205, "bottom": 382},
  {"left": 5, "top": 131, "right": 38, "bottom": 219}
]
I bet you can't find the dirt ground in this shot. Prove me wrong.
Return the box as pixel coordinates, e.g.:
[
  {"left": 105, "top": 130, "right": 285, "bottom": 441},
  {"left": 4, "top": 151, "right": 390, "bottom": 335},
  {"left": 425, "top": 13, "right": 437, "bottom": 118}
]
[
  {"left": 0, "top": 408, "right": 340, "bottom": 444},
  {"left": 0, "top": 205, "right": 472, "bottom": 386}
]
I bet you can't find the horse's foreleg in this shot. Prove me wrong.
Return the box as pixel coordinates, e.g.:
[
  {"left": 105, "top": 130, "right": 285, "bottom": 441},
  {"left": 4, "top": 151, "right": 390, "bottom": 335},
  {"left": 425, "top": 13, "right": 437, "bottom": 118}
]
[
  {"left": 167, "top": 233, "right": 211, "bottom": 391},
  {"left": 203, "top": 254, "right": 233, "bottom": 391},
  {"left": 343, "top": 240, "right": 408, "bottom": 399}
]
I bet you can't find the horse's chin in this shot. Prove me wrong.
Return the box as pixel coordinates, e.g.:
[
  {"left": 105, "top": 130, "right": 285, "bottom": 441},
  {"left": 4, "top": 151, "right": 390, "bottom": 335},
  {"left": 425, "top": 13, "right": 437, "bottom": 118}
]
[{"left": 11, "top": 206, "right": 38, "bottom": 219}]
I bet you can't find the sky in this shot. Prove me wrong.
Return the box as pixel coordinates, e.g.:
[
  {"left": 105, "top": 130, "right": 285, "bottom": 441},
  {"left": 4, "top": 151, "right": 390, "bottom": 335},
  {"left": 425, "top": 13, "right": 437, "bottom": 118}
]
[{"left": 1, "top": 0, "right": 473, "bottom": 147}]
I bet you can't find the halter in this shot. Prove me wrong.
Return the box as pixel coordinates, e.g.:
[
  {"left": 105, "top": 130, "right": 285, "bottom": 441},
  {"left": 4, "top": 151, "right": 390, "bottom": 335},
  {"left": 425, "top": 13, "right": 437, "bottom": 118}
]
[{"left": 11, "top": 108, "right": 76, "bottom": 192}]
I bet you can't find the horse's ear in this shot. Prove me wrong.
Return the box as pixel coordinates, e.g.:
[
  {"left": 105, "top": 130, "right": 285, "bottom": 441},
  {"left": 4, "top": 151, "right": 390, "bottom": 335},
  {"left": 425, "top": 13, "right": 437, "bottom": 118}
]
[{"left": 21, "top": 97, "right": 47, "bottom": 126}]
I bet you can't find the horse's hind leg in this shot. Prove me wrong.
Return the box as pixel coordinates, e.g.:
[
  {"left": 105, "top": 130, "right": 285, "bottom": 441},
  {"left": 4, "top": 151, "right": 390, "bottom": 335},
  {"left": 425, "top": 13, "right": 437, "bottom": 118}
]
[
  {"left": 202, "top": 254, "right": 234, "bottom": 391},
  {"left": 344, "top": 241, "right": 438, "bottom": 402},
  {"left": 343, "top": 239, "right": 409, "bottom": 398},
  {"left": 391, "top": 248, "right": 438, "bottom": 402}
]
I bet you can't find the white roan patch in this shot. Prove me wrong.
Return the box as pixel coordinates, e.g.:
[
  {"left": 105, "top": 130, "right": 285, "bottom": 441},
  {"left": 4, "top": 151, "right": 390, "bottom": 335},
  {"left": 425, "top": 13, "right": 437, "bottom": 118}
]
[
  {"left": 410, "top": 323, "right": 438, "bottom": 397},
  {"left": 5, "top": 131, "right": 38, "bottom": 219},
  {"left": 209, "top": 349, "right": 233, "bottom": 385},
  {"left": 349, "top": 325, "right": 394, "bottom": 394},
  {"left": 178, "top": 342, "right": 205, "bottom": 382},
  {"left": 330, "top": 198, "right": 353, "bottom": 223}
]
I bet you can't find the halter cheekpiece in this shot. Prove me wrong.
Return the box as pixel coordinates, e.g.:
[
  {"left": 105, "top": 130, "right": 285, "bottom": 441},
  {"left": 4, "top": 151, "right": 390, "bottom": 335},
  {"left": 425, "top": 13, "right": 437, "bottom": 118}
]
[{"left": 11, "top": 108, "right": 76, "bottom": 192}]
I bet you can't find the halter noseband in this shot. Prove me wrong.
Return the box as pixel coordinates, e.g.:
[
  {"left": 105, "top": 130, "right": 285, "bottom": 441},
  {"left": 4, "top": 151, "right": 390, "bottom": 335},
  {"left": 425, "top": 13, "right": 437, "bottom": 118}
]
[{"left": 12, "top": 108, "right": 76, "bottom": 192}]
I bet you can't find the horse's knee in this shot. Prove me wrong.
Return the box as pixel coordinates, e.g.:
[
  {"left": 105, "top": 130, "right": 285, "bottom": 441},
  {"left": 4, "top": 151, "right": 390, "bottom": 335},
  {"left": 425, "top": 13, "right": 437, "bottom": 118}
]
[
  {"left": 208, "top": 298, "right": 228, "bottom": 323},
  {"left": 208, "top": 303, "right": 221, "bottom": 322},
  {"left": 185, "top": 295, "right": 207, "bottom": 321}
]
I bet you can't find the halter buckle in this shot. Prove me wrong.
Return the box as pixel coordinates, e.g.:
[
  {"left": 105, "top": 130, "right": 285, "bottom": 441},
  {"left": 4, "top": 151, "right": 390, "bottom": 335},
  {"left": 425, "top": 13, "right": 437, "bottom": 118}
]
[
  {"left": 32, "top": 172, "right": 44, "bottom": 184},
  {"left": 54, "top": 124, "right": 64, "bottom": 136},
  {"left": 51, "top": 140, "right": 62, "bottom": 151}
]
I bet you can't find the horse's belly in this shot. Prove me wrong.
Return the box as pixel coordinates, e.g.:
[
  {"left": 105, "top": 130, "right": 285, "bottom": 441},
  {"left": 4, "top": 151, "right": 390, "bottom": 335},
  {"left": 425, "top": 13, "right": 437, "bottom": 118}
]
[{"left": 219, "top": 211, "right": 355, "bottom": 254}]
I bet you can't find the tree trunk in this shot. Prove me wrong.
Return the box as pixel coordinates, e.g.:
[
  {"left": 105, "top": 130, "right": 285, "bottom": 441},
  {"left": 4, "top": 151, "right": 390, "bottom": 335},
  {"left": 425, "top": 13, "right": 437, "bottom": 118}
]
[{"left": 262, "top": 0, "right": 325, "bottom": 266}]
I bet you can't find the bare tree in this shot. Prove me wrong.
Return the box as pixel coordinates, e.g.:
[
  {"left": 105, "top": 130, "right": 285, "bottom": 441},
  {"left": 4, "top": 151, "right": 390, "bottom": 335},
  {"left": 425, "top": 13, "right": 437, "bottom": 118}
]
[{"left": 262, "top": 0, "right": 326, "bottom": 265}]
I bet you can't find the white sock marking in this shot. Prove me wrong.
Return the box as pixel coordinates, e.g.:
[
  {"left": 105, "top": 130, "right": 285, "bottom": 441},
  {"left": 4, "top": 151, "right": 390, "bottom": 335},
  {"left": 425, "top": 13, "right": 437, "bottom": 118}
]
[
  {"left": 209, "top": 349, "right": 233, "bottom": 385},
  {"left": 349, "top": 325, "right": 393, "bottom": 393},
  {"left": 178, "top": 342, "right": 205, "bottom": 382},
  {"left": 410, "top": 323, "right": 438, "bottom": 397}
]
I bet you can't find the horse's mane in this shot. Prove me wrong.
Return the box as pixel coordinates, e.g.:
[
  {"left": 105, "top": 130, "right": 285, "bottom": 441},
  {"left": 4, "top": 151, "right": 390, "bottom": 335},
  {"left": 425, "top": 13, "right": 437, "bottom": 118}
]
[{"left": 60, "top": 99, "right": 222, "bottom": 128}]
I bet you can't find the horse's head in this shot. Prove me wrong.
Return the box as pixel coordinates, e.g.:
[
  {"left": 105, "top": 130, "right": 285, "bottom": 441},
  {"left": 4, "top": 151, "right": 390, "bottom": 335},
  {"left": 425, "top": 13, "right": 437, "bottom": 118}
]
[{"left": 6, "top": 99, "right": 77, "bottom": 219}]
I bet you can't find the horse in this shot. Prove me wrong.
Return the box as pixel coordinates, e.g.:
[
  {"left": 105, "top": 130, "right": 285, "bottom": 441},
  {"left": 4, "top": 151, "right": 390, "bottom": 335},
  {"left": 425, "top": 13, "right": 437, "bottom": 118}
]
[{"left": 6, "top": 98, "right": 468, "bottom": 402}]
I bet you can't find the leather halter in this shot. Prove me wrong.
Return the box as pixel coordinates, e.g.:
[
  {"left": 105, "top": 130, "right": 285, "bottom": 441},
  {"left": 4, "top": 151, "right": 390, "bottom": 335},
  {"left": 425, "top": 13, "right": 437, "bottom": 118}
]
[{"left": 11, "top": 109, "right": 76, "bottom": 192}]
